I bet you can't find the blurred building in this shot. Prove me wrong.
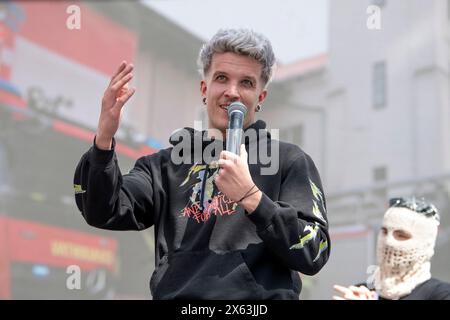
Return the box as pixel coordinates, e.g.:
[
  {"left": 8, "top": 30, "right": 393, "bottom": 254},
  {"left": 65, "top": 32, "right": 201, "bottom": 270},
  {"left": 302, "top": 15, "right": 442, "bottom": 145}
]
[
  {"left": 0, "top": 0, "right": 206, "bottom": 299},
  {"left": 272, "top": 0, "right": 450, "bottom": 298}
]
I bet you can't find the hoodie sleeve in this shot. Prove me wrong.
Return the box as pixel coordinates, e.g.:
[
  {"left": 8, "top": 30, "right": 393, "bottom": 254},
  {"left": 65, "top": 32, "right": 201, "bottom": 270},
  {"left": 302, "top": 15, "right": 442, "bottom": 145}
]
[
  {"left": 246, "top": 151, "right": 330, "bottom": 275},
  {"left": 73, "top": 138, "right": 155, "bottom": 231}
]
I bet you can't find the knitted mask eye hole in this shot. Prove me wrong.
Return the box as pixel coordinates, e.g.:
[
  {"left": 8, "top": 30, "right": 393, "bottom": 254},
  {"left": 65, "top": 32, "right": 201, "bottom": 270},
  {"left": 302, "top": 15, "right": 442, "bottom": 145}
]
[{"left": 393, "top": 230, "right": 412, "bottom": 241}]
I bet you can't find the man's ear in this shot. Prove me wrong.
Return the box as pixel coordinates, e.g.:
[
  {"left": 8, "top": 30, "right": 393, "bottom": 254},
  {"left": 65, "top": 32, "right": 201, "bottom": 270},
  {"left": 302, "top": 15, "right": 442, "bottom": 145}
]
[
  {"left": 200, "top": 80, "right": 207, "bottom": 97},
  {"left": 258, "top": 89, "right": 268, "bottom": 105}
]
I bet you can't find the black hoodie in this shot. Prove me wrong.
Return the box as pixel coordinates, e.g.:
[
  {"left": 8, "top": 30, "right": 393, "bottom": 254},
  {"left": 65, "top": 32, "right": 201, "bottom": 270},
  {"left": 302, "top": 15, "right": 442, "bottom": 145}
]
[{"left": 73, "top": 120, "right": 330, "bottom": 299}]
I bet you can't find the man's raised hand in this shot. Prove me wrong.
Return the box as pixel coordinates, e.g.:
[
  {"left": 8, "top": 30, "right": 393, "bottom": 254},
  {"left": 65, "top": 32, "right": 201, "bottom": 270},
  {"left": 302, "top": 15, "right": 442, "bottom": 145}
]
[{"left": 96, "top": 61, "right": 136, "bottom": 150}]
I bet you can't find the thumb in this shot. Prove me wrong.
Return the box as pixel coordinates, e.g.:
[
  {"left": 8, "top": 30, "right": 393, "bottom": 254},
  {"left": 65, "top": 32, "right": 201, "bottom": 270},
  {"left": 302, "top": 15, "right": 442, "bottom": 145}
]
[
  {"left": 240, "top": 144, "right": 248, "bottom": 163},
  {"left": 114, "top": 87, "right": 136, "bottom": 111}
]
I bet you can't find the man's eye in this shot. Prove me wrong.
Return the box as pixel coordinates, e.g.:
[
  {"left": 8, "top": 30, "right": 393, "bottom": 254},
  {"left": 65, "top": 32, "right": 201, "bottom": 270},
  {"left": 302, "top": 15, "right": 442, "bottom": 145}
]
[
  {"left": 216, "top": 75, "right": 226, "bottom": 81},
  {"left": 242, "top": 79, "right": 253, "bottom": 87}
]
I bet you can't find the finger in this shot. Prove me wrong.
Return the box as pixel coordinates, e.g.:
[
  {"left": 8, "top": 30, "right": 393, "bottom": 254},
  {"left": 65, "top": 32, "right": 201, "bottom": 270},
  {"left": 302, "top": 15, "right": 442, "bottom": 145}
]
[
  {"left": 111, "top": 63, "right": 134, "bottom": 87},
  {"left": 357, "top": 285, "right": 371, "bottom": 294},
  {"left": 116, "top": 82, "right": 129, "bottom": 96},
  {"left": 349, "top": 286, "right": 364, "bottom": 294},
  {"left": 220, "top": 150, "right": 239, "bottom": 161},
  {"left": 332, "top": 295, "right": 345, "bottom": 300},
  {"left": 355, "top": 286, "right": 376, "bottom": 299},
  {"left": 111, "top": 73, "right": 133, "bottom": 92},
  {"left": 224, "top": 151, "right": 240, "bottom": 164},
  {"left": 114, "top": 60, "right": 127, "bottom": 74},
  {"left": 109, "top": 61, "right": 127, "bottom": 84},
  {"left": 333, "top": 285, "right": 351, "bottom": 295},
  {"left": 217, "top": 159, "right": 233, "bottom": 168},
  {"left": 240, "top": 144, "right": 248, "bottom": 163},
  {"left": 113, "top": 87, "right": 135, "bottom": 110},
  {"left": 219, "top": 150, "right": 227, "bottom": 160},
  {"left": 353, "top": 286, "right": 370, "bottom": 297}
]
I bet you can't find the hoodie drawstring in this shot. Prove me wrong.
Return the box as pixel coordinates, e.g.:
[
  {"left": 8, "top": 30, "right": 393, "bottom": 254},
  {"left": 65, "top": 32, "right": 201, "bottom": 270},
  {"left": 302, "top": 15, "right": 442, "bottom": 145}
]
[{"left": 199, "top": 164, "right": 210, "bottom": 213}]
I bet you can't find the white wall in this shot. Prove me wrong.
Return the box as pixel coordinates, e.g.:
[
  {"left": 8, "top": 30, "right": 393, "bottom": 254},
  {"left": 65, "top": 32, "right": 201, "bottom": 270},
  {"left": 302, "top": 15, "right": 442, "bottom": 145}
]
[{"left": 322, "top": 0, "right": 449, "bottom": 194}]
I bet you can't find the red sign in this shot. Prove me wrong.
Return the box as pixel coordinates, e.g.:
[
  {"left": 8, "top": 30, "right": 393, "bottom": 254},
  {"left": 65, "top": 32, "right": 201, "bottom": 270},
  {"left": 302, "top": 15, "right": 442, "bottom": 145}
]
[{"left": 0, "top": 216, "right": 118, "bottom": 273}]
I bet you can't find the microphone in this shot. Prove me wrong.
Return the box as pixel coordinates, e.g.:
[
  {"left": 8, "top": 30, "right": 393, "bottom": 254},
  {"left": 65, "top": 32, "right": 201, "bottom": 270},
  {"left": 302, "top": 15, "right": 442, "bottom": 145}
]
[{"left": 226, "top": 102, "right": 248, "bottom": 155}]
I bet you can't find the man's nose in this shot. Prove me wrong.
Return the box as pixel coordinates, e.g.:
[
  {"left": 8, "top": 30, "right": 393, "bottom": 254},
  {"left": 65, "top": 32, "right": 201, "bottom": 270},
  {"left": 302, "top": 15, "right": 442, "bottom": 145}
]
[{"left": 224, "top": 84, "right": 240, "bottom": 100}]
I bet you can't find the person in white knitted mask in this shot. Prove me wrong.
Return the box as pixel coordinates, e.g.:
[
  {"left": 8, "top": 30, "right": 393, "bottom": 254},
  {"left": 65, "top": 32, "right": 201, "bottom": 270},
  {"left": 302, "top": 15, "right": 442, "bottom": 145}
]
[{"left": 333, "top": 197, "right": 450, "bottom": 300}]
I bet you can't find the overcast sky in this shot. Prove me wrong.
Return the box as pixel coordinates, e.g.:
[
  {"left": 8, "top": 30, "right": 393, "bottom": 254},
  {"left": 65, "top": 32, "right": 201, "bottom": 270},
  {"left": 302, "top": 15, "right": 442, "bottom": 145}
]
[{"left": 143, "top": 0, "right": 329, "bottom": 64}]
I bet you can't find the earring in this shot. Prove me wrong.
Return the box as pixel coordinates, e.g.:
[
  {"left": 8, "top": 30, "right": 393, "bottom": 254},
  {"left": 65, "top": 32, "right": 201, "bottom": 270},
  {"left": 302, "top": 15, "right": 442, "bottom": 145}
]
[
  {"left": 256, "top": 104, "right": 262, "bottom": 112},
  {"left": 202, "top": 97, "right": 207, "bottom": 105}
]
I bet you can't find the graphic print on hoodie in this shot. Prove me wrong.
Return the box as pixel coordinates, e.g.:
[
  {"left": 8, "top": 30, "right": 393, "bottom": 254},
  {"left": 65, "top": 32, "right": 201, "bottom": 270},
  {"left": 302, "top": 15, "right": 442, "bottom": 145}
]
[{"left": 179, "top": 163, "right": 238, "bottom": 223}]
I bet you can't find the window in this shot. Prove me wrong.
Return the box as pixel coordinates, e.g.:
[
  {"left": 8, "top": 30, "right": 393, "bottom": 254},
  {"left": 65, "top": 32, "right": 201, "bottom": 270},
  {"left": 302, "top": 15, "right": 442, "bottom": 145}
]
[
  {"left": 373, "top": 61, "right": 387, "bottom": 109},
  {"left": 373, "top": 166, "right": 387, "bottom": 182},
  {"left": 371, "top": 0, "right": 386, "bottom": 8},
  {"left": 448, "top": 0, "right": 450, "bottom": 19},
  {"left": 373, "top": 166, "right": 388, "bottom": 200}
]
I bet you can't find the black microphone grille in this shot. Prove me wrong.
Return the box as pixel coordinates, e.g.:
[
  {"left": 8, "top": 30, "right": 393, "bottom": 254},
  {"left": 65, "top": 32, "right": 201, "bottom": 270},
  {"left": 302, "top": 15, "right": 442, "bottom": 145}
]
[{"left": 228, "top": 102, "right": 248, "bottom": 117}]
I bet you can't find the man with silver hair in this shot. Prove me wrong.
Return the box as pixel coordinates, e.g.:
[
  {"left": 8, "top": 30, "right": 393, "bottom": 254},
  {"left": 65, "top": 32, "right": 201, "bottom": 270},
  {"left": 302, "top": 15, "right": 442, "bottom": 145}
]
[
  {"left": 74, "top": 28, "right": 330, "bottom": 299},
  {"left": 333, "top": 197, "right": 450, "bottom": 300}
]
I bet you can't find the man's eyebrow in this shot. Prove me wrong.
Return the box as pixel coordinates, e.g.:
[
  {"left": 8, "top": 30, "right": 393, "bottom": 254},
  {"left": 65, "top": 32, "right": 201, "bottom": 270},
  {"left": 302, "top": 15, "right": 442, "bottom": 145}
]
[
  {"left": 242, "top": 75, "right": 257, "bottom": 82},
  {"left": 212, "top": 71, "right": 228, "bottom": 76}
]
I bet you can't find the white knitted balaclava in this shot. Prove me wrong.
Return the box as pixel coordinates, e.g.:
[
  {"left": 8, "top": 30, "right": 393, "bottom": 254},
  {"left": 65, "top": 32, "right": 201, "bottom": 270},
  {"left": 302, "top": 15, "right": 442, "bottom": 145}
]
[{"left": 373, "top": 206, "right": 439, "bottom": 300}]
